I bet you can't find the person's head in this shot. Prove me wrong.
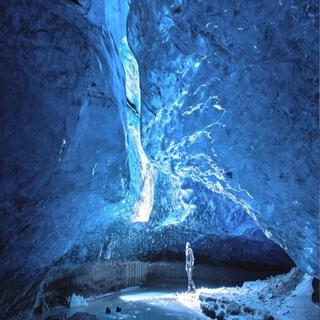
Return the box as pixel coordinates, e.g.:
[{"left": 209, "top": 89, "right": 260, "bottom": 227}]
[{"left": 186, "top": 242, "right": 190, "bottom": 250}]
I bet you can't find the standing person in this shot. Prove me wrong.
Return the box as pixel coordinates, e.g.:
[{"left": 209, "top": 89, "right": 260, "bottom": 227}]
[{"left": 185, "top": 242, "right": 196, "bottom": 292}]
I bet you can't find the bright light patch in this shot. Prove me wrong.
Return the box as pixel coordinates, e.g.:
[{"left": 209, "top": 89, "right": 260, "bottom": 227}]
[
  {"left": 118, "top": 35, "right": 155, "bottom": 222},
  {"left": 131, "top": 128, "right": 155, "bottom": 222},
  {"left": 120, "top": 291, "right": 170, "bottom": 302},
  {"left": 120, "top": 36, "right": 141, "bottom": 108}
]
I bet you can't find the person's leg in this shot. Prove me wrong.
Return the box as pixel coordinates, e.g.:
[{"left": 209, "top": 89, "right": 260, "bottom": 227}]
[
  {"left": 190, "top": 268, "right": 196, "bottom": 290},
  {"left": 187, "top": 268, "right": 192, "bottom": 291}
]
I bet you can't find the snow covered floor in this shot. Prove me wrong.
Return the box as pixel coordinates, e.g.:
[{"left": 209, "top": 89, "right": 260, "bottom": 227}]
[
  {"left": 36, "top": 285, "right": 208, "bottom": 319},
  {"left": 122, "top": 271, "right": 319, "bottom": 320},
  {"left": 36, "top": 269, "right": 319, "bottom": 320},
  {"left": 192, "top": 268, "right": 320, "bottom": 320}
]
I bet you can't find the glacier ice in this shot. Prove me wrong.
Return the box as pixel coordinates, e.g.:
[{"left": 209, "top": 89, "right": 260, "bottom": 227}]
[
  {"left": 0, "top": 0, "right": 318, "bottom": 318},
  {"left": 118, "top": 36, "right": 156, "bottom": 222},
  {"left": 127, "top": 0, "right": 319, "bottom": 275},
  {"left": 70, "top": 294, "right": 88, "bottom": 308},
  {"left": 0, "top": 1, "right": 131, "bottom": 317}
]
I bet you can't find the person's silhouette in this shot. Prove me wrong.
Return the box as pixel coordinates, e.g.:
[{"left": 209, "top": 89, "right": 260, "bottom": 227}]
[{"left": 185, "top": 242, "right": 196, "bottom": 292}]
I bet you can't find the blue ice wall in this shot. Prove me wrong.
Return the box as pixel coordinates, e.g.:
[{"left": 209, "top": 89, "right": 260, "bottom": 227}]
[
  {"left": 128, "top": 0, "right": 319, "bottom": 275},
  {"left": 0, "top": 1, "right": 131, "bottom": 316},
  {"left": 0, "top": 0, "right": 315, "bottom": 318},
  {"left": 0, "top": 0, "right": 131, "bottom": 271}
]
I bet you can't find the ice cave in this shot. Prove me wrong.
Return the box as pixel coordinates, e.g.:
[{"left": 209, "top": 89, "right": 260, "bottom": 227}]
[{"left": 0, "top": 0, "right": 319, "bottom": 319}]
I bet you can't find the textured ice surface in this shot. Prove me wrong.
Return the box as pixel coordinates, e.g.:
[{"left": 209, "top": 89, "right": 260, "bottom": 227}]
[
  {"left": 97, "top": 175, "right": 292, "bottom": 268},
  {"left": 127, "top": 0, "right": 319, "bottom": 275},
  {"left": 0, "top": 0, "right": 130, "bottom": 272},
  {"left": 0, "top": 0, "right": 131, "bottom": 317},
  {"left": 0, "top": 0, "right": 317, "bottom": 318},
  {"left": 117, "top": 36, "right": 156, "bottom": 222},
  {"left": 70, "top": 294, "right": 88, "bottom": 308}
]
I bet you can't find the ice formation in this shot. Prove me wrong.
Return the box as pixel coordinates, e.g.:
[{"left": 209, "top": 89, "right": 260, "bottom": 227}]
[
  {"left": 0, "top": 0, "right": 318, "bottom": 319},
  {"left": 127, "top": 0, "right": 319, "bottom": 275},
  {"left": 70, "top": 294, "right": 88, "bottom": 308}
]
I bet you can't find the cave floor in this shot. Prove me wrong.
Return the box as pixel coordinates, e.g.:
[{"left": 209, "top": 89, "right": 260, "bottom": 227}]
[
  {"left": 34, "top": 269, "right": 319, "bottom": 320},
  {"left": 36, "top": 284, "right": 208, "bottom": 319}
]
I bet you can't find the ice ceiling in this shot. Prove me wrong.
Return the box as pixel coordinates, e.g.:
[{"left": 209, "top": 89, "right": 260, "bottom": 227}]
[{"left": 0, "top": 0, "right": 318, "bottom": 317}]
